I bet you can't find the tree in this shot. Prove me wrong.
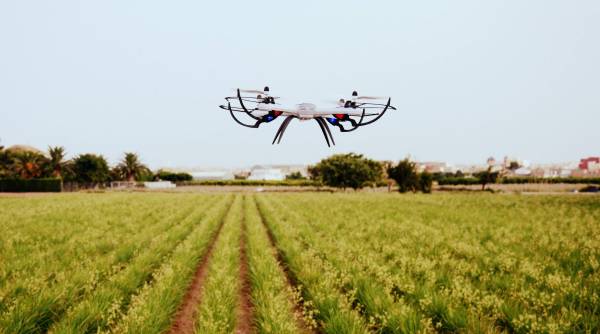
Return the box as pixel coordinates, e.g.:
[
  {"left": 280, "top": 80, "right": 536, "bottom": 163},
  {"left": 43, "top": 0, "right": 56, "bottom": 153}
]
[
  {"left": 12, "top": 151, "right": 46, "bottom": 179},
  {"left": 387, "top": 158, "right": 419, "bottom": 193},
  {"left": 72, "top": 154, "right": 110, "bottom": 186},
  {"left": 46, "top": 146, "right": 70, "bottom": 179},
  {"left": 310, "top": 153, "right": 382, "bottom": 190},
  {"left": 475, "top": 166, "right": 500, "bottom": 190},
  {"left": 115, "top": 152, "right": 150, "bottom": 181},
  {"left": 0, "top": 146, "right": 13, "bottom": 178}
]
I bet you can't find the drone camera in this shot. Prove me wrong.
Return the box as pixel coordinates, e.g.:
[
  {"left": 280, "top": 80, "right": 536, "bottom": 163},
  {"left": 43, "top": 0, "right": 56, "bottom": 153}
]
[
  {"left": 352, "top": 91, "right": 358, "bottom": 97},
  {"left": 264, "top": 86, "right": 270, "bottom": 92}
]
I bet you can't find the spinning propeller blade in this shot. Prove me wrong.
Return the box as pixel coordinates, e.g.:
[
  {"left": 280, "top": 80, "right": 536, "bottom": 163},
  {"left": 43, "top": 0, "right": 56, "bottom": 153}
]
[
  {"left": 239, "top": 86, "right": 270, "bottom": 95},
  {"left": 239, "top": 89, "right": 267, "bottom": 94},
  {"left": 355, "top": 96, "right": 388, "bottom": 100}
]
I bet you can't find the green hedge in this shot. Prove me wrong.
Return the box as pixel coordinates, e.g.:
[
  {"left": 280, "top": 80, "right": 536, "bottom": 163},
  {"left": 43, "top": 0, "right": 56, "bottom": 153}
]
[
  {"left": 437, "top": 177, "right": 481, "bottom": 186},
  {"left": 438, "top": 176, "right": 600, "bottom": 186},
  {"left": 179, "top": 179, "right": 322, "bottom": 187},
  {"left": 0, "top": 178, "right": 62, "bottom": 192},
  {"left": 155, "top": 171, "right": 193, "bottom": 182},
  {"left": 501, "top": 177, "right": 600, "bottom": 185}
]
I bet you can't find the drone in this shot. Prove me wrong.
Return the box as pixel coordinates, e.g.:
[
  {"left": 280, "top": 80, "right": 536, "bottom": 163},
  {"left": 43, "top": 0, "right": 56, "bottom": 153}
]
[{"left": 219, "top": 86, "right": 396, "bottom": 146}]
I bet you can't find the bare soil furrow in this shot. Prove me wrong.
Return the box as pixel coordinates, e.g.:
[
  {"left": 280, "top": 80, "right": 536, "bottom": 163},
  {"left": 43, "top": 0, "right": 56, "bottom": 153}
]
[
  {"left": 235, "top": 211, "right": 254, "bottom": 334},
  {"left": 168, "top": 199, "right": 234, "bottom": 334},
  {"left": 254, "top": 197, "right": 320, "bottom": 334}
]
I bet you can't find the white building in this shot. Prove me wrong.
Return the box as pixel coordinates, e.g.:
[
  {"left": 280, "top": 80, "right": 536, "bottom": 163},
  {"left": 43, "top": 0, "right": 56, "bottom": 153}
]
[
  {"left": 248, "top": 167, "right": 285, "bottom": 181},
  {"left": 144, "top": 181, "right": 176, "bottom": 189},
  {"left": 191, "top": 170, "right": 235, "bottom": 181},
  {"left": 514, "top": 167, "right": 532, "bottom": 176}
]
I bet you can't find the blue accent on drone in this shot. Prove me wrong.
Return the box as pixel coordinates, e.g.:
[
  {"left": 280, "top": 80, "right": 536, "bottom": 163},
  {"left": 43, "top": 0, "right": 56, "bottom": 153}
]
[
  {"left": 266, "top": 115, "right": 274, "bottom": 122},
  {"left": 327, "top": 117, "right": 337, "bottom": 124}
]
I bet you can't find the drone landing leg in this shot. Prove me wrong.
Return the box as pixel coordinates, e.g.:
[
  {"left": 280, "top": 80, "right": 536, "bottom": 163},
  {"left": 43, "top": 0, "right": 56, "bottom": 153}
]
[
  {"left": 315, "top": 119, "right": 331, "bottom": 147},
  {"left": 317, "top": 117, "right": 335, "bottom": 145},
  {"left": 272, "top": 116, "right": 294, "bottom": 145},
  {"left": 277, "top": 116, "right": 294, "bottom": 144}
]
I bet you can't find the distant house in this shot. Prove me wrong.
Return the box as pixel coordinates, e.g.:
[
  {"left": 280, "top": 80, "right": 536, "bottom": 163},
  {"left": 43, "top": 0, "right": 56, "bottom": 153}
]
[
  {"left": 579, "top": 157, "right": 600, "bottom": 172},
  {"left": 5, "top": 145, "right": 44, "bottom": 155},
  {"left": 514, "top": 167, "right": 532, "bottom": 176},
  {"left": 248, "top": 167, "right": 285, "bottom": 181},
  {"left": 559, "top": 168, "right": 573, "bottom": 178},
  {"left": 416, "top": 162, "right": 451, "bottom": 174},
  {"left": 190, "top": 170, "right": 234, "bottom": 181}
]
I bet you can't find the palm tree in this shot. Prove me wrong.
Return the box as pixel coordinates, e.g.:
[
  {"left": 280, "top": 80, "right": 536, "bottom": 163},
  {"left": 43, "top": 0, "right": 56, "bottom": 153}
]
[
  {"left": 0, "top": 145, "right": 11, "bottom": 178},
  {"left": 116, "top": 152, "right": 150, "bottom": 182},
  {"left": 13, "top": 151, "right": 44, "bottom": 179},
  {"left": 47, "top": 146, "right": 70, "bottom": 179}
]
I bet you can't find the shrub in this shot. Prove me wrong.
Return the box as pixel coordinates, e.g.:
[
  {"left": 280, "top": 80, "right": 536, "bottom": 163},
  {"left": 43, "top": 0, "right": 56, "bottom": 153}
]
[
  {"left": 285, "top": 171, "right": 306, "bottom": 180},
  {"left": 419, "top": 171, "right": 433, "bottom": 193},
  {"left": 155, "top": 171, "right": 193, "bottom": 182},
  {"left": 387, "top": 159, "right": 419, "bottom": 193}
]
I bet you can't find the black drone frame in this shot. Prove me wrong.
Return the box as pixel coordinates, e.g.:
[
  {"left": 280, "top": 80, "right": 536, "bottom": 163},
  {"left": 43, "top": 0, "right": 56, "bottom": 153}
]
[{"left": 219, "top": 88, "right": 395, "bottom": 147}]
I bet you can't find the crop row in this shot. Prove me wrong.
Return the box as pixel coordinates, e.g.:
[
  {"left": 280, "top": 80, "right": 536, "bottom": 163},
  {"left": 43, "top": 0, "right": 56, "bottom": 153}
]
[
  {"left": 0, "top": 194, "right": 231, "bottom": 333},
  {"left": 257, "top": 193, "right": 600, "bottom": 333},
  {"left": 1, "top": 193, "right": 598, "bottom": 333}
]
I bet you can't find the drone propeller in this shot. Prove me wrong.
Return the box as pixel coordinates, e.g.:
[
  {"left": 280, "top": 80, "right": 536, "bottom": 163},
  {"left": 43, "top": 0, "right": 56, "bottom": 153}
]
[
  {"left": 355, "top": 96, "right": 388, "bottom": 100},
  {"left": 238, "top": 86, "right": 270, "bottom": 95},
  {"left": 239, "top": 89, "right": 267, "bottom": 94}
]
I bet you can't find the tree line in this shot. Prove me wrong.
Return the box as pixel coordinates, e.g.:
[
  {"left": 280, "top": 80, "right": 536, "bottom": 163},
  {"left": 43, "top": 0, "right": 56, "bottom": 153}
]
[
  {"left": 4, "top": 145, "right": 592, "bottom": 193},
  {"left": 0, "top": 145, "right": 191, "bottom": 187}
]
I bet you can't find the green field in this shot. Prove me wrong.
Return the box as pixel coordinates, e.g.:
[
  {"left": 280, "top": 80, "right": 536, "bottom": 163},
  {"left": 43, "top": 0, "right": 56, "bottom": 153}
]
[{"left": 0, "top": 193, "right": 599, "bottom": 334}]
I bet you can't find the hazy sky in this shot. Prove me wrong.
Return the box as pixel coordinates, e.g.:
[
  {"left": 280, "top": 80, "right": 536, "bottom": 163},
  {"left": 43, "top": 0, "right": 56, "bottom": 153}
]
[{"left": 1, "top": 1, "right": 598, "bottom": 168}]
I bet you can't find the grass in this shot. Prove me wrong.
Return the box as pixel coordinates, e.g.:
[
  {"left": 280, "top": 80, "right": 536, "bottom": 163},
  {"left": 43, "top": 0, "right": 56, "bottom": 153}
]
[{"left": 0, "top": 192, "right": 598, "bottom": 333}]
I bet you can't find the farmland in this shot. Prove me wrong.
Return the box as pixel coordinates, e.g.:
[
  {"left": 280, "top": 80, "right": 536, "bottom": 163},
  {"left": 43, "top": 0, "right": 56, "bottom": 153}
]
[{"left": 0, "top": 193, "right": 599, "bottom": 333}]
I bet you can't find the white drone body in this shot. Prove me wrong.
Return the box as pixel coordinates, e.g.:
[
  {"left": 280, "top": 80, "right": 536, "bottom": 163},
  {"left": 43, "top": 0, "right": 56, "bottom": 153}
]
[
  {"left": 252, "top": 103, "right": 368, "bottom": 121},
  {"left": 219, "top": 87, "right": 396, "bottom": 146}
]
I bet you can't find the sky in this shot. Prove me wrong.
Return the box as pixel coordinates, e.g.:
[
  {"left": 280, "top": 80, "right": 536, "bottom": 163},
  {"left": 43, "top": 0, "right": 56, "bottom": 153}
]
[{"left": 1, "top": 1, "right": 598, "bottom": 169}]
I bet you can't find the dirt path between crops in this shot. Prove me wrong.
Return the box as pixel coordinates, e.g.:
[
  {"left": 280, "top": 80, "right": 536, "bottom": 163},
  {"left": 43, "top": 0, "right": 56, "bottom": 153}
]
[
  {"left": 235, "top": 212, "right": 254, "bottom": 334},
  {"left": 168, "top": 201, "right": 232, "bottom": 334},
  {"left": 254, "top": 198, "right": 318, "bottom": 334}
]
